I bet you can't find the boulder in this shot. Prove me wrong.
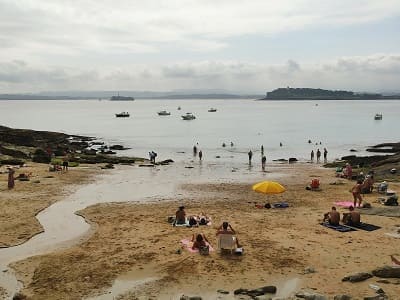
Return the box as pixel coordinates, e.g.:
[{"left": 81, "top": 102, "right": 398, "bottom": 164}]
[
  {"left": 288, "top": 157, "right": 298, "bottom": 163},
  {"left": 295, "top": 290, "right": 327, "bottom": 300},
  {"left": 0, "top": 158, "right": 25, "bottom": 166},
  {"left": 109, "top": 144, "right": 129, "bottom": 150},
  {"left": 342, "top": 272, "right": 373, "bottom": 282},
  {"left": 334, "top": 295, "right": 352, "bottom": 300},
  {"left": 372, "top": 266, "right": 400, "bottom": 278}
]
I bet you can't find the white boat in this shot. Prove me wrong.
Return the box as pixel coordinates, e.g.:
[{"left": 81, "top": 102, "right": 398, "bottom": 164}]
[
  {"left": 374, "top": 113, "right": 382, "bottom": 120},
  {"left": 157, "top": 110, "right": 171, "bottom": 116},
  {"left": 115, "top": 112, "right": 130, "bottom": 118},
  {"left": 208, "top": 108, "right": 217, "bottom": 112},
  {"left": 181, "top": 112, "right": 196, "bottom": 120}
]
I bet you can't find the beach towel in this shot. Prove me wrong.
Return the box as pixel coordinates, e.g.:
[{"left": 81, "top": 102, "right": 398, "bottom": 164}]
[
  {"left": 273, "top": 202, "right": 289, "bottom": 208},
  {"left": 320, "top": 222, "right": 356, "bottom": 232},
  {"left": 334, "top": 201, "right": 362, "bottom": 208},
  {"left": 181, "top": 239, "right": 214, "bottom": 253},
  {"left": 346, "top": 222, "right": 381, "bottom": 231},
  {"left": 174, "top": 218, "right": 189, "bottom": 227}
]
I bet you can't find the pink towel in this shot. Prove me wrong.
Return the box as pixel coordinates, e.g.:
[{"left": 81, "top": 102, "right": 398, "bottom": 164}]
[
  {"left": 334, "top": 201, "right": 362, "bottom": 208},
  {"left": 181, "top": 238, "right": 214, "bottom": 253}
]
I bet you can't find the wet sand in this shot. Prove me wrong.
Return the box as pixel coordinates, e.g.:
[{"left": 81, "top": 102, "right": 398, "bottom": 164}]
[{"left": 1, "top": 162, "right": 400, "bottom": 299}]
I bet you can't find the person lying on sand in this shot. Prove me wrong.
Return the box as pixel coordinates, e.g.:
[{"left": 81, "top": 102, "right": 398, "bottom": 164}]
[
  {"left": 216, "top": 222, "right": 240, "bottom": 248},
  {"left": 343, "top": 206, "right": 361, "bottom": 226},
  {"left": 323, "top": 206, "right": 340, "bottom": 226}
]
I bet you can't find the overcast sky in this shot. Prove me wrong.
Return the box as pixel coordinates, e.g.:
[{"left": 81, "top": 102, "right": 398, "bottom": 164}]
[{"left": 0, "top": 0, "right": 399, "bottom": 93}]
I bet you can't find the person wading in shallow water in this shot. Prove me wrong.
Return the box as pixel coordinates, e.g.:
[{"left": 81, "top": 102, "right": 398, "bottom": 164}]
[
  {"left": 198, "top": 150, "right": 203, "bottom": 161},
  {"left": 261, "top": 155, "right": 266, "bottom": 171},
  {"left": 248, "top": 150, "right": 253, "bottom": 164}
]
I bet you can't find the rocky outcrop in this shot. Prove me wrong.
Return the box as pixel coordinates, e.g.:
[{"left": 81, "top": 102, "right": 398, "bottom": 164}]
[
  {"left": 342, "top": 272, "right": 373, "bottom": 282},
  {"left": 372, "top": 266, "right": 400, "bottom": 278}
]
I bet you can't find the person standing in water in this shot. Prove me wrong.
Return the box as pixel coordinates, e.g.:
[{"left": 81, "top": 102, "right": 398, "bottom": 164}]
[
  {"left": 199, "top": 150, "right": 203, "bottom": 161},
  {"left": 193, "top": 145, "right": 197, "bottom": 157},
  {"left": 261, "top": 155, "right": 266, "bottom": 171},
  {"left": 311, "top": 150, "right": 314, "bottom": 162},
  {"left": 323, "top": 148, "right": 328, "bottom": 163},
  {"left": 316, "top": 149, "right": 321, "bottom": 163},
  {"left": 248, "top": 150, "right": 253, "bottom": 164},
  {"left": 261, "top": 145, "right": 264, "bottom": 155}
]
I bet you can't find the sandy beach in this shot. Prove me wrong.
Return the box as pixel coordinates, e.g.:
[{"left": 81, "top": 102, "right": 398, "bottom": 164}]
[{"left": 1, "top": 162, "right": 400, "bottom": 300}]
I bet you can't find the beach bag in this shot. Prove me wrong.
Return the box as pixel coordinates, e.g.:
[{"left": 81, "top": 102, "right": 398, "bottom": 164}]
[
  {"left": 385, "top": 196, "right": 398, "bottom": 206},
  {"left": 199, "top": 245, "right": 209, "bottom": 255},
  {"left": 189, "top": 217, "right": 197, "bottom": 226}
]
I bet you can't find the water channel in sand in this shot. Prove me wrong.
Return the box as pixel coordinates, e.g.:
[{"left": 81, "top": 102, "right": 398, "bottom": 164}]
[{"left": 0, "top": 161, "right": 288, "bottom": 299}]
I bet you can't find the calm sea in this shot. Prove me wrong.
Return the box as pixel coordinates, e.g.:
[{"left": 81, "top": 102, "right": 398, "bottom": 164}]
[{"left": 0, "top": 99, "right": 399, "bottom": 163}]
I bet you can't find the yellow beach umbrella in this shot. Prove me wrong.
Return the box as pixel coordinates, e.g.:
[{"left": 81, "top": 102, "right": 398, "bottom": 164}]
[{"left": 252, "top": 181, "right": 286, "bottom": 194}]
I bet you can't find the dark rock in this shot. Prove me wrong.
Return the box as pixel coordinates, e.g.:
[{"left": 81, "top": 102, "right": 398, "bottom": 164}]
[
  {"left": 139, "top": 164, "right": 155, "bottom": 167},
  {"left": 273, "top": 158, "right": 288, "bottom": 162},
  {"left": 350, "top": 149, "right": 358, "bottom": 152},
  {"left": 342, "top": 272, "right": 373, "bottom": 282},
  {"left": 234, "top": 288, "right": 249, "bottom": 295},
  {"left": 255, "top": 286, "right": 277, "bottom": 294},
  {"left": 179, "top": 296, "right": 202, "bottom": 300},
  {"left": 109, "top": 144, "right": 129, "bottom": 150},
  {"left": 295, "top": 290, "right": 327, "bottom": 299},
  {"left": 376, "top": 280, "right": 390, "bottom": 284},
  {"left": 101, "top": 163, "right": 114, "bottom": 169},
  {"left": 83, "top": 149, "right": 97, "bottom": 155},
  {"left": 334, "top": 295, "right": 352, "bottom": 300},
  {"left": 101, "top": 150, "right": 116, "bottom": 155},
  {"left": 363, "top": 295, "right": 388, "bottom": 300},
  {"left": 288, "top": 157, "right": 298, "bottom": 163},
  {"left": 13, "top": 293, "right": 27, "bottom": 300},
  {"left": 157, "top": 159, "right": 174, "bottom": 165},
  {"left": 217, "top": 289, "right": 229, "bottom": 294},
  {"left": 372, "top": 266, "right": 400, "bottom": 278}
]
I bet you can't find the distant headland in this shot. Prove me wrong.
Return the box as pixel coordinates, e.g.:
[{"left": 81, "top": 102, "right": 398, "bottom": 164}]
[{"left": 261, "top": 87, "right": 400, "bottom": 100}]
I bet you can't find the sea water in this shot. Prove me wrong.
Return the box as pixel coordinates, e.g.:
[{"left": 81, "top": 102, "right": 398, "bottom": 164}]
[{"left": 0, "top": 99, "right": 399, "bottom": 163}]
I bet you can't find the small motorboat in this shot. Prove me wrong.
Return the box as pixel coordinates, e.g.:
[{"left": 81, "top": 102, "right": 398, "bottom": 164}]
[
  {"left": 208, "top": 108, "right": 217, "bottom": 112},
  {"left": 115, "top": 112, "right": 130, "bottom": 118},
  {"left": 158, "top": 110, "right": 171, "bottom": 116},
  {"left": 374, "top": 113, "right": 382, "bottom": 120},
  {"left": 181, "top": 112, "right": 196, "bottom": 120}
]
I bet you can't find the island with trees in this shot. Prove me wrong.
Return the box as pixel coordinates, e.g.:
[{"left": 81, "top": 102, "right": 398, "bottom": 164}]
[{"left": 261, "top": 87, "right": 399, "bottom": 100}]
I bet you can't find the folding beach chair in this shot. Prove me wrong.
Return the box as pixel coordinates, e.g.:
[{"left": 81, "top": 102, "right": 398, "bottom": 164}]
[{"left": 217, "top": 234, "right": 237, "bottom": 254}]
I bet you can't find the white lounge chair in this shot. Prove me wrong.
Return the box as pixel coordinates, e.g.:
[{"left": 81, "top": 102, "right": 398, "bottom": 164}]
[{"left": 217, "top": 234, "right": 237, "bottom": 253}]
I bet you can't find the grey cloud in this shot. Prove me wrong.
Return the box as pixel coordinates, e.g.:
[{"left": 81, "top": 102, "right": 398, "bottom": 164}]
[{"left": 0, "top": 54, "right": 399, "bottom": 93}]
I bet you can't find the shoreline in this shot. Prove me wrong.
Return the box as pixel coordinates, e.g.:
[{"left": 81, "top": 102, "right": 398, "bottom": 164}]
[{"left": 1, "top": 162, "right": 399, "bottom": 299}]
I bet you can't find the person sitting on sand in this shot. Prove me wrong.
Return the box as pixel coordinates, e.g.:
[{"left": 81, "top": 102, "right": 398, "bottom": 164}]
[
  {"left": 216, "top": 222, "right": 240, "bottom": 248},
  {"left": 351, "top": 180, "right": 363, "bottom": 207},
  {"left": 323, "top": 206, "right": 340, "bottom": 226},
  {"left": 175, "top": 206, "right": 186, "bottom": 225},
  {"left": 191, "top": 233, "right": 209, "bottom": 250},
  {"left": 343, "top": 206, "right": 361, "bottom": 226},
  {"left": 343, "top": 163, "right": 353, "bottom": 179},
  {"left": 361, "top": 175, "right": 374, "bottom": 194}
]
